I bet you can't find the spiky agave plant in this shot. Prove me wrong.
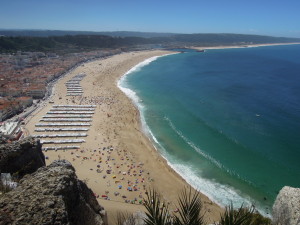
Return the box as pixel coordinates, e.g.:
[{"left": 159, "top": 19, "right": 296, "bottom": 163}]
[
  {"left": 217, "top": 203, "right": 255, "bottom": 225},
  {"left": 173, "top": 187, "right": 205, "bottom": 225},
  {"left": 116, "top": 211, "right": 136, "bottom": 225},
  {"left": 143, "top": 189, "right": 172, "bottom": 225}
]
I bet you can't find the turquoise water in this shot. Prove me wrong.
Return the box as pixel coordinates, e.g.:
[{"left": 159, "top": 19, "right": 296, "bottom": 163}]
[{"left": 118, "top": 45, "right": 300, "bottom": 216}]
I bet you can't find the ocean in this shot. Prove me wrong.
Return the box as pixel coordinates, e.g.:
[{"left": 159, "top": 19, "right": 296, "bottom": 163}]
[{"left": 118, "top": 45, "right": 300, "bottom": 216}]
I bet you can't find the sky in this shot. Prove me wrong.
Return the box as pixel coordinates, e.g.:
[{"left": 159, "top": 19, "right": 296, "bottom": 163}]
[{"left": 1, "top": 0, "right": 300, "bottom": 37}]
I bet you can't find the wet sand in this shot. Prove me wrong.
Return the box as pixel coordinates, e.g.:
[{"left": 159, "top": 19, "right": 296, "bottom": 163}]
[{"left": 24, "top": 50, "right": 223, "bottom": 224}]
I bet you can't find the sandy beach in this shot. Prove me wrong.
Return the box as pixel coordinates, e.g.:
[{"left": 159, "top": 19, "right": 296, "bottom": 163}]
[{"left": 24, "top": 50, "right": 223, "bottom": 224}]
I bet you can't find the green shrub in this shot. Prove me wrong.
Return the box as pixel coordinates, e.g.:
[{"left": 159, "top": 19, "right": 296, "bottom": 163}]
[
  {"left": 143, "top": 188, "right": 205, "bottom": 225},
  {"left": 217, "top": 203, "right": 271, "bottom": 225},
  {"left": 141, "top": 188, "right": 272, "bottom": 225}
]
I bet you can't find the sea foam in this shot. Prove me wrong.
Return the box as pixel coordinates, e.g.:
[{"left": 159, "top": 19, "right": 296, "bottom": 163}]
[
  {"left": 165, "top": 116, "right": 271, "bottom": 216},
  {"left": 118, "top": 54, "right": 174, "bottom": 144}
]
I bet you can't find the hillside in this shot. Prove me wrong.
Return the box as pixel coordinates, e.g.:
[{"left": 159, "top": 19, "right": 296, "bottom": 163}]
[
  {"left": 0, "top": 29, "right": 176, "bottom": 38},
  {"left": 1, "top": 31, "right": 300, "bottom": 53}
]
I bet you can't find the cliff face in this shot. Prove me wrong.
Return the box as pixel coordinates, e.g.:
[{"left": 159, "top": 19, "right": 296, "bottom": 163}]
[
  {"left": 273, "top": 186, "right": 300, "bottom": 225},
  {"left": 0, "top": 136, "right": 45, "bottom": 177},
  {"left": 0, "top": 160, "right": 107, "bottom": 225}
]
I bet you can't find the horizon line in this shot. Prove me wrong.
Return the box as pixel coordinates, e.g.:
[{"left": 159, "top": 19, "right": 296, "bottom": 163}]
[{"left": 1, "top": 28, "right": 300, "bottom": 39}]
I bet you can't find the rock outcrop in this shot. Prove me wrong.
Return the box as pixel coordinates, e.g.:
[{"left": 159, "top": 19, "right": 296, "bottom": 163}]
[
  {"left": 273, "top": 186, "right": 300, "bottom": 225},
  {"left": 130, "top": 211, "right": 147, "bottom": 225},
  {"left": 0, "top": 136, "right": 45, "bottom": 177},
  {"left": 0, "top": 160, "right": 107, "bottom": 225},
  {"left": 0, "top": 136, "right": 6, "bottom": 144}
]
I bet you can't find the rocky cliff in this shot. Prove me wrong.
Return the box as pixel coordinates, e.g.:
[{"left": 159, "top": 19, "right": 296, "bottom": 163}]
[
  {"left": 0, "top": 160, "right": 107, "bottom": 225},
  {"left": 0, "top": 136, "right": 45, "bottom": 178},
  {"left": 273, "top": 186, "right": 300, "bottom": 225}
]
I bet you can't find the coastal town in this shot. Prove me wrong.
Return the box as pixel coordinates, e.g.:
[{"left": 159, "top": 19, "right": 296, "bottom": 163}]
[{"left": 0, "top": 49, "right": 122, "bottom": 142}]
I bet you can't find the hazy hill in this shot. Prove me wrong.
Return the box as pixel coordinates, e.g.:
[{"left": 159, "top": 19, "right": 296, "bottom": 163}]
[
  {"left": 1, "top": 29, "right": 300, "bottom": 41},
  {"left": 0, "top": 29, "right": 176, "bottom": 38},
  {"left": 1, "top": 30, "right": 300, "bottom": 53}
]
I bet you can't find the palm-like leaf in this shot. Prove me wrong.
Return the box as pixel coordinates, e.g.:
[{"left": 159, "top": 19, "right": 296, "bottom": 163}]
[
  {"left": 173, "top": 187, "right": 205, "bottom": 225},
  {"left": 143, "top": 189, "right": 172, "bottom": 225},
  {"left": 217, "top": 203, "right": 255, "bottom": 225}
]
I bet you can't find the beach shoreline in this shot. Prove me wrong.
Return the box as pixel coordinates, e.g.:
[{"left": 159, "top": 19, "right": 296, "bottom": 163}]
[
  {"left": 191, "top": 42, "right": 300, "bottom": 50},
  {"left": 24, "top": 50, "right": 223, "bottom": 224}
]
